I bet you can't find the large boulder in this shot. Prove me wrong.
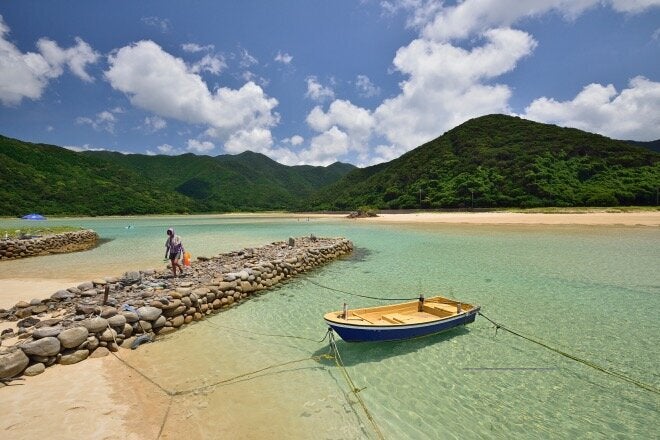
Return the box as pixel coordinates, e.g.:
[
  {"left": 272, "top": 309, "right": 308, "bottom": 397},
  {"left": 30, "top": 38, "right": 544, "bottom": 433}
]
[
  {"left": 121, "top": 311, "right": 139, "bottom": 323},
  {"left": 58, "top": 327, "right": 89, "bottom": 349},
  {"left": 33, "top": 326, "right": 63, "bottom": 339},
  {"left": 82, "top": 317, "right": 108, "bottom": 333},
  {"left": 108, "top": 314, "right": 127, "bottom": 328},
  {"left": 77, "top": 281, "right": 94, "bottom": 291},
  {"left": 59, "top": 349, "right": 89, "bottom": 365},
  {"left": 24, "top": 362, "right": 45, "bottom": 376},
  {"left": 20, "top": 337, "right": 61, "bottom": 357},
  {"left": 99, "top": 328, "right": 117, "bottom": 342},
  {"left": 137, "top": 306, "right": 161, "bottom": 321},
  {"left": 51, "top": 290, "right": 75, "bottom": 301},
  {"left": 0, "top": 349, "right": 29, "bottom": 379}
]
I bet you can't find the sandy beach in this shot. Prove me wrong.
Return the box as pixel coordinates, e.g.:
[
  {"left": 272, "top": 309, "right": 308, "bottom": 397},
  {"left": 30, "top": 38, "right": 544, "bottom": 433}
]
[
  {"left": 1, "top": 210, "right": 658, "bottom": 439},
  {"left": 362, "top": 211, "right": 660, "bottom": 226}
]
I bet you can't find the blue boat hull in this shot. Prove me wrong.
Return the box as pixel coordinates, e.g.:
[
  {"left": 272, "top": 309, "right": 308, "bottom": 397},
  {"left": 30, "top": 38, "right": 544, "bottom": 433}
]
[{"left": 325, "top": 308, "right": 479, "bottom": 342}]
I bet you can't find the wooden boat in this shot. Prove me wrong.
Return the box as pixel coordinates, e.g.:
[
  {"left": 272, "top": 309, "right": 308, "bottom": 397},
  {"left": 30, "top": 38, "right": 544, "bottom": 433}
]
[{"left": 324, "top": 296, "right": 480, "bottom": 342}]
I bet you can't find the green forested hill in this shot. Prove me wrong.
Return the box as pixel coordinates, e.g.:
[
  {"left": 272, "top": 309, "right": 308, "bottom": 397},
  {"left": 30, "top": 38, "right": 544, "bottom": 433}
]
[
  {"left": 0, "top": 135, "right": 190, "bottom": 215},
  {"left": 2, "top": 114, "right": 658, "bottom": 215},
  {"left": 625, "top": 139, "right": 660, "bottom": 153},
  {"left": 86, "top": 150, "right": 355, "bottom": 212},
  {"left": 305, "top": 114, "right": 659, "bottom": 210},
  {"left": 0, "top": 135, "right": 354, "bottom": 215}
]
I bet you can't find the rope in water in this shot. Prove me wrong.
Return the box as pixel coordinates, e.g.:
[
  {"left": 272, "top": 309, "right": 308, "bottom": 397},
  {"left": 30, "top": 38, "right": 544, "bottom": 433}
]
[
  {"left": 307, "top": 278, "right": 418, "bottom": 302},
  {"left": 328, "top": 331, "right": 386, "bottom": 440},
  {"left": 202, "top": 320, "right": 386, "bottom": 438},
  {"left": 108, "top": 324, "right": 386, "bottom": 439},
  {"left": 110, "top": 349, "right": 333, "bottom": 397},
  {"left": 478, "top": 312, "right": 660, "bottom": 395},
  {"left": 309, "top": 279, "right": 659, "bottom": 395},
  {"left": 172, "top": 353, "right": 334, "bottom": 396}
]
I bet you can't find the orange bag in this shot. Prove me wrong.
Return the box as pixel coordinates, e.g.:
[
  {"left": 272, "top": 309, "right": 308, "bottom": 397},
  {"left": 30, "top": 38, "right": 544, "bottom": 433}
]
[{"left": 183, "top": 251, "right": 191, "bottom": 266}]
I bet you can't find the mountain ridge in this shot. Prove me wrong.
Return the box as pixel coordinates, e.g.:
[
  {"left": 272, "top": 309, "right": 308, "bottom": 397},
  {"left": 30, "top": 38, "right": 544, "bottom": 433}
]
[
  {"left": 303, "top": 114, "right": 659, "bottom": 210},
  {"left": 1, "top": 114, "right": 658, "bottom": 215},
  {"left": 0, "top": 135, "right": 355, "bottom": 215}
]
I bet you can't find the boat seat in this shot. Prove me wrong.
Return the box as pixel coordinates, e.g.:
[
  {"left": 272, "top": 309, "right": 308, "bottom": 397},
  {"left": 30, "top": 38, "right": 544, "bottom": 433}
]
[
  {"left": 351, "top": 312, "right": 376, "bottom": 324},
  {"left": 382, "top": 313, "right": 415, "bottom": 324},
  {"left": 424, "top": 303, "right": 458, "bottom": 314}
]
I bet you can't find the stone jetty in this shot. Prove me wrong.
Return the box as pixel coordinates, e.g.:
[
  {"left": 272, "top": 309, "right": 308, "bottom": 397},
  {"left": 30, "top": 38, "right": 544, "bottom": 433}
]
[
  {"left": 0, "top": 229, "right": 99, "bottom": 260},
  {"left": 0, "top": 236, "right": 352, "bottom": 380}
]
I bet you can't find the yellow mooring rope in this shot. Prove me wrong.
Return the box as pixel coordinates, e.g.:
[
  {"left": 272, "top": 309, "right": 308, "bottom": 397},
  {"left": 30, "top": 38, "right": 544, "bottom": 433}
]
[
  {"left": 478, "top": 312, "right": 660, "bottom": 395},
  {"left": 308, "top": 276, "right": 659, "bottom": 396},
  {"left": 328, "top": 331, "right": 386, "bottom": 440},
  {"left": 109, "top": 326, "right": 387, "bottom": 439}
]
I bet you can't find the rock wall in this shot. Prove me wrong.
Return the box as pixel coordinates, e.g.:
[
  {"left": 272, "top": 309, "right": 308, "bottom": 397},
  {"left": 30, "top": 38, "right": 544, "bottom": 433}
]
[
  {"left": 0, "top": 236, "right": 353, "bottom": 380},
  {"left": 0, "top": 230, "right": 99, "bottom": 260}
]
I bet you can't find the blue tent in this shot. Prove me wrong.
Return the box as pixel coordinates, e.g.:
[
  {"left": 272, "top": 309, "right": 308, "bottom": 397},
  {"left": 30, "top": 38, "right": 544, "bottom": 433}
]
[{"left": 21, "top": 213, "right": 46, "bottom": 220}]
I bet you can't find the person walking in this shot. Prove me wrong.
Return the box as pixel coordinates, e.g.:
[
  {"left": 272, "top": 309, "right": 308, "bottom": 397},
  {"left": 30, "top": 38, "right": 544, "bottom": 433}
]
[{"left": 165, "top": 227, "right": 184, "bottom": 277}]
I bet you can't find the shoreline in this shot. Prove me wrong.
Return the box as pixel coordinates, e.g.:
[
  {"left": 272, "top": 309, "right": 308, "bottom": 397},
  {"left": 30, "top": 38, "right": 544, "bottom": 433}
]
[
  {"left": 1, "top": 236, "right": 354, "bottom": 439},
  {"left": 2, "top": 211, "right": 657, "bottom": 308},
  {"left": 360, "top": 211, "right": 660, "bottom": 226},
  {"left": 1, "top": 212, "right": 658, "bottom": 438}
]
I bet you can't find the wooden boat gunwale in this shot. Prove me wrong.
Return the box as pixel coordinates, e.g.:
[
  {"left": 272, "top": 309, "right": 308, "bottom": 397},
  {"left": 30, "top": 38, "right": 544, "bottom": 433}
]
[{"left": 323, "top": 295, "right": 480, "bottom": 342}]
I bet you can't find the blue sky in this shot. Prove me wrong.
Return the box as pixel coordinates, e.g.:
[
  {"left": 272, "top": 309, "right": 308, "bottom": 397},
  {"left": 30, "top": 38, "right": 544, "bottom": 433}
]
[{"left": 0, "top": 1, "right": 658, "bottom": 166}]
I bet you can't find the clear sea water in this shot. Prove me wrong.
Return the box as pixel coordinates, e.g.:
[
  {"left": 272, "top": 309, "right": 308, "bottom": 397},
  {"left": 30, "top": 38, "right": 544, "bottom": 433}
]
[{"left": 1, "top": 216, "right": 658, "bottom": 439}]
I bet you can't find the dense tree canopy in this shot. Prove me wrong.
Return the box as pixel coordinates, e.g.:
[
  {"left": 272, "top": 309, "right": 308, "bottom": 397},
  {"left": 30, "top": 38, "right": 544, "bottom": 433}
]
[
  {"left": 1, "top": 115, "right": 657, "bottom": 216},
  {"left": 304, "top": 115, "right": 659, "bottom": 210}
]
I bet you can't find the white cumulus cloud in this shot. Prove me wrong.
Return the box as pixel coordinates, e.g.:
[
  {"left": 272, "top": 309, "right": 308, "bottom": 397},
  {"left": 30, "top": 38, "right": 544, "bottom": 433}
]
[
  {"left": 301, "top": 126, "right": 350, "bottom": 166},
  {"left": 190, "top": 54, "right": 226, "bottom": 75},
  {"left": 0, "top": 15, "right": 99, "bottom": 105},
  {"left": 147, "top": 143, "right": 185, "bottom": 156},
  {"left": 225, "top": 127, "right": 274, "bottom": 153},
  {"left": 144, "top": 115, "right": 167, "bottom": 132},
  {"left": 305, "top": 76, "right": 335, "bottom": 102},
  {"left": 105, "top": 40, "right": 279, "bottom": 148},
  {"left": 239, "top": 48, "right": 258, "bottom": 68},
  {"left": 141, "top": 16, "right": 171, "bottom": 33},
  {"left": 274, "top": 51, "right": 293, "bottom": 64},
  {"left": 522, "top": 76, "right": 660, "bottom": 141},
  {"left": 387, "top": 0, "right": 660, "bottom": 42},
  {"left": 76, "top": 108, "right": 121, "bottom": 133},
  {"left": 187, "top": 139, "right": 215, "bottom": 154},
  {"left": 36, "top": 37, "right": 99, "bottom": 82},
  {"left": 355, "top": 74, "right": 381, "bottom": 98},
  {"left": 282, "top": 135, "right": 304, "bottom": 146},
  {"left": 374, "top": 27, "right": 537, "bottom": 152},
  {"left": 181, "top": 43, "right": 214, "bottom": 53}
]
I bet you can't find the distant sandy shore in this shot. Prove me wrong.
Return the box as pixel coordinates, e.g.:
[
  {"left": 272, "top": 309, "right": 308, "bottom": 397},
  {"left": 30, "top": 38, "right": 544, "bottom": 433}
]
[
  {"left": 361, "top": 211, "right": 660, "bottom": 226},
  {"left": 1, "top": 209, "right": 658, "bottom": 439}
]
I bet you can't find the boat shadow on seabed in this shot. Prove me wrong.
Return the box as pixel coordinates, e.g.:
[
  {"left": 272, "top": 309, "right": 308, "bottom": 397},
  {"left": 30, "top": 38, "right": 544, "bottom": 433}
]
[{"left": 311, "top": 326, "right": 471, "bottom": 367}]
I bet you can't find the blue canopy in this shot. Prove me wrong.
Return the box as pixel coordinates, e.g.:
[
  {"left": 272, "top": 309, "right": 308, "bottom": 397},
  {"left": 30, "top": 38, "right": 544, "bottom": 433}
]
[{"left": 21, "top": 213, "right": 46, "bottom": 220}]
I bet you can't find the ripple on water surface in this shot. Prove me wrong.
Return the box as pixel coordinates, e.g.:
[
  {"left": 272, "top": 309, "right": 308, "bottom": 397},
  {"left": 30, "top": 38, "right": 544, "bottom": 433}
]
[{"left": 1, "top": 216, "right": 658, "bottom": 438}]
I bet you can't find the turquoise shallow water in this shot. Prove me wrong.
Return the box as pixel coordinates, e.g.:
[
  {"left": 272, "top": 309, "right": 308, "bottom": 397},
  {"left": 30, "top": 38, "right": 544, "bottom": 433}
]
[{"left": 1, "top": 216, "right": 658, "bottom": 438}]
